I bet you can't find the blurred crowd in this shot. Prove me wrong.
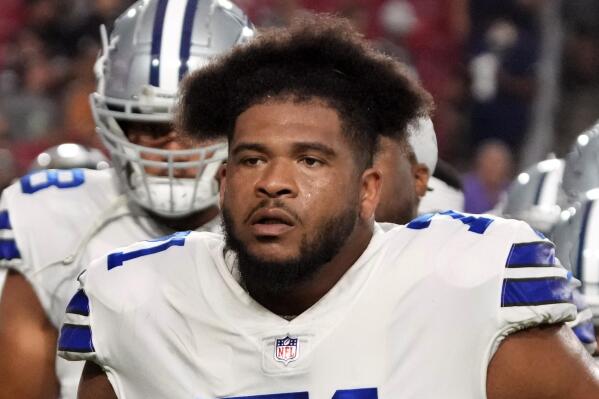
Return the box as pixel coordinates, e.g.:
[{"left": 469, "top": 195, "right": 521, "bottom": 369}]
[{"left": 1, "top": 0, "right": 599, "bottom": 213}]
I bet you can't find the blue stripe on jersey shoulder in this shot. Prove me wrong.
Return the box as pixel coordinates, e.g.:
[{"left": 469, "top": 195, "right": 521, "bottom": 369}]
[
  {"left": 66, "top": 290, "right": 90, "bottom": 316},
  {"left": 501, "top": 277, "right": 572, "bottom": 307},
  {"left": 0, "top": 210, "right": 11, "bottom": 229},
  {"left": 505, "top": 241, "right": 555, "bottom": 268},
  {"left": 58, "top": 324, "right": 94, "bottom": 353},
  {"left": 572, "top": 320, "right": 596, "bottom": 345},
  {"left": 0, "top": 239, "right": 21, "bottom": 260},
  {"left": 224, "top": 393, "right": 308, "bottom": 399}
]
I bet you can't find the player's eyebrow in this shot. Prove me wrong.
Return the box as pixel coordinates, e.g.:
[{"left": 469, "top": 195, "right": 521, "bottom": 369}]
[
  {"left": 291, "top": 142, "right": 337, "bottom": 158},
  {"left": 231, "top": 141, "right": 337, "bottom": 158},
  {"left": 231, "top": 142, "right": 270, "bottom": 157}
]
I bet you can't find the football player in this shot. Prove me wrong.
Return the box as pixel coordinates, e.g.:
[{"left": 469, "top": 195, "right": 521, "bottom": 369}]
[
  {"left": 28, "top": 143, "right": 110, "bottom": 171},
  {"left": 60, "top": 15, "right": 599, "bottom": 398},
  {"left": 562, "top": 121, "right": 599, "bottom": 203},
  {"left": 552, "top": 192, "right": 599, "bottom": 354},
  {"left": 374, "top": 116, "right": 434, "bottom": 224},
  {"left": 498, "top": 155, "right": 566, "bottom": 235},
  {"left": 0, "top": 1, "right": 254, "bottom": 398}
]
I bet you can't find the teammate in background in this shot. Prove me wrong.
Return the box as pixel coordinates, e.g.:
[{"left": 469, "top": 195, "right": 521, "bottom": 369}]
[
  {"left": 0, "top": 1, "right": 254, "bottom": 398},
  {"left": 28, "top": 143, "right": 110, "bottom": 172},
  {"left": 419, "top": 159, "right": 465, "bottom": 214},
  {"left": 0, "top": 144, "right": 109, "bottom": 301},
  {"left": 374, "top": 116, "right": 435, "bottom": 224},
  {"left": 61, "top": 15, "right": 599, "bottom": 398},
  {"left": 497, "top": 155, "right": 565, "bottom": 235}
]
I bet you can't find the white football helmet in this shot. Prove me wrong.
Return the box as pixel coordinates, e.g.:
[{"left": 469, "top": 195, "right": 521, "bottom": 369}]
[
  {"left": 552, "top": 189, "right": 599, "bottom": 325},
  {"left": 500, "top": 156, "right": 566, "bottom": 235},
  {"left": 91, "top": 0, "right": 255, "bottom": 217},
  {"left": 29, "top": 143, "right": 110, "bottom": 171},
  {"left": 562, "top": 120, "right": 599, "bottom": 203},
  {"left": 407, "top": 116, "right": 437, "bottom": 173}
]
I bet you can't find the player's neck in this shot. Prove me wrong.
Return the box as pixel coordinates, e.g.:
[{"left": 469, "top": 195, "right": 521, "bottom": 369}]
[
  {"left": 150, "top": 205, "right": 219, "bottom": 231},
  {"left": 252, "top": 221, "right": 374, "bottom": 317}
]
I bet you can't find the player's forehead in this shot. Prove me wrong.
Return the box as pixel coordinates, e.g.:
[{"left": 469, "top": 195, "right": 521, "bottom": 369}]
[{"left": 231, "top": 98, "right": 348, "bottom": 154}]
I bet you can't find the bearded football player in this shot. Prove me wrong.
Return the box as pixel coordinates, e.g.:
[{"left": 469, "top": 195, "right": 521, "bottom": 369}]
[{"left": 60, "top": 15, "right": 599, "bottom": 399}]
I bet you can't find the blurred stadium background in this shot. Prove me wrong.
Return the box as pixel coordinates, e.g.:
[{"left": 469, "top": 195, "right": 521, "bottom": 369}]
[{"left": 1, "top": 0, "right": 598, "bottom": 214}]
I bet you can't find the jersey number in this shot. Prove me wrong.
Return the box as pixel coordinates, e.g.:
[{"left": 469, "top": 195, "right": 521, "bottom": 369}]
[
  {"left": 107, "top": 231, "right": 190, "bottom": 270},
  {"left": 21, "top": 169, "right": 85, "bottom": 194},
  {"left": 225, "top": 388, "right": 377, "bottom": 399},
  {"left": 407, "top": 210, "right": 493, "bottom": 234}
]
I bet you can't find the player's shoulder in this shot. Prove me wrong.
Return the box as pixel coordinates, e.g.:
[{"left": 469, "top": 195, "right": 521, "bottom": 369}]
[
  {"left": 403, "top": 210, "right": 543, "bottom": 244},
  {"left": 80, "top": 230, "right": 223, "bottom": 308},
  {"left": 2, "top": 168, "right": 118, "bottom": 207},
  {"left": 381, "top": 211, "right": 554, "bottom": 282}
]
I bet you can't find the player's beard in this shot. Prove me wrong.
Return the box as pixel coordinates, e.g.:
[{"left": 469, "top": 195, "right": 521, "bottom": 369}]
[{"left": 222, "top": 202, "right": 358, "bottom": 299}]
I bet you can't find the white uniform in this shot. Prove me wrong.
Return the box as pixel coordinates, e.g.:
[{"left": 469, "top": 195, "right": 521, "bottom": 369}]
[
  {"left": 59, "top": 211, "right": 577, "bottom": 399},
  {"left": 0, "top": 168, "right": 220, "bottom": 399}
]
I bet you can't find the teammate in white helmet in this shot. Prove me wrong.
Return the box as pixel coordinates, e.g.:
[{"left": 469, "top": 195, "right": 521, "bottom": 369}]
[
  {"left": 374, "top": 116, "right": 434, "bottom": 224},
  {"left": 61, "top": 16, "right": 599, "bottom": 399},
  {"left": 0, "top": 1, "right": 254, "bottom": 397},
  {"left": 28, "top": 143, "right": 111, "bottom": 172}
]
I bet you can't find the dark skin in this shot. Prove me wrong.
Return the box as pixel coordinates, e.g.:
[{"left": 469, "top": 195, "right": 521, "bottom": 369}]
[
  {"left": 220, "top": 99, "right": 381, "bottom": 316},
  {"left": 0, "top": 271, "right": 59, "bottom": 399},
  {"left": 374, "top": 136, "right": 429, "bottom": 224},
  {"left": 79, "top": 98, "right": 599, "bottom": 398}
]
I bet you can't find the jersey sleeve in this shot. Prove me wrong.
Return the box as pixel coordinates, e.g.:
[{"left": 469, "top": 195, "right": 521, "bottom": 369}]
[
  {"left": 57, "top": 270, "right": 98, "bottom": 363},
  {"left": 493, "top": 221, "right": 578, "bottom": 352},
  {"left": 0, "top": 197, "right": 25, "bottom": 272}
]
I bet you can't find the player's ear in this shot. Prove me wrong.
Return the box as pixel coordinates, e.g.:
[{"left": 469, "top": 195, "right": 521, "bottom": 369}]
[
  {"left": 359, "top": 166, "right": 382, "bottom": 221},
  {"left": 218, "top": 163, "right": 227, "bottom": 209},
  {"left": 414, "top": 164, "right": 430, "bottom": 198}
]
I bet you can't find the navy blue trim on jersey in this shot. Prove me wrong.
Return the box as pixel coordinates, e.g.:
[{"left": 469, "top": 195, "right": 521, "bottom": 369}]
[
  {"left": 178, "top": 0, "right": 199, "bottom": 80},
  {"left": 149, "top": 0, "right": 169, "bottom": 86},
  {"left": 406, "top": 212, "right": 435, "bottom": 229},
  {"left": 0, "top": 210, "right": 11, "bottom": 230},
  {"left": 58, "top": 324, "right": 95, "bottom": 353},
  {"left": 0, "top": 239, "right": 21, "bottom": 260},
  {"left": 572, "top": 320, "right": 596, "bottom": 345},
  {"left": 533, "top": 171, "right": 548, "bottom": 205},
  {"left": 107, "top": 233, "right": 188, "bottom": 270},
  {"left": 501, "top": 277, "right": 572, "bottom": 307},
  {"left": 20, "top": 169, "right": 85, "bottom": 194},
  {"left": 66, "top": 290, "right": 90, "bottom": 316},
  {"left": 331, "top": 388, "right": 378, "bottom": 399},
  {"left": 576, "top": 201, "right": 593, "bottom": 283},
  {"left": 224, "top": 393, "right": 309, "bottom": 399},
  {"left": 406, "top": 210, "right": 493, "bottom": 234},
  {"left": 505, "top": 241, "right": 555, "bottom": 268}
]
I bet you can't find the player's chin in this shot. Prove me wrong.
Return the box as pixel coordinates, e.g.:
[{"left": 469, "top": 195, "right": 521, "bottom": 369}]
[{"left": 246, "top": 239, "right": 301, "bottom": 264}]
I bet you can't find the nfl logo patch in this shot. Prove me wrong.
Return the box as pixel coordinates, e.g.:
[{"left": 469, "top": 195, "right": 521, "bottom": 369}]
[{"left": 274, "top": 335, "right": 299, "bottom": 365}]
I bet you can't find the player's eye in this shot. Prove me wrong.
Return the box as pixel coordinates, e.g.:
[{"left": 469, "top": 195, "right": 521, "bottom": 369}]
[
  {"left": 299, "top": 156, "right": 324, "bottom": 167},
  {"left": 241, "top": 157, "right": 265, "bottom": 166}
]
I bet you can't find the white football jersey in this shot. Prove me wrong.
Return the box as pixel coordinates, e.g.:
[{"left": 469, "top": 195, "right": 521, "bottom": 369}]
[
  {"left": 59, "top": 212, "right": 577, "bottom": 399},
  {"left": 0, "top": 168, "right": 220, "bottom": 399}
]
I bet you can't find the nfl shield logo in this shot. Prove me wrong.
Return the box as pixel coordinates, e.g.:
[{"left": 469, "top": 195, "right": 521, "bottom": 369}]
[{"left": 274, "top": 335, "right": 299, "bottom": 365}]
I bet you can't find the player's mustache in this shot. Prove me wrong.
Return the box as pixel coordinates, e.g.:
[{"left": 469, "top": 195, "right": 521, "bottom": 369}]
[{"left": 244, "top": 199, "right": 301, "bottom": 225}]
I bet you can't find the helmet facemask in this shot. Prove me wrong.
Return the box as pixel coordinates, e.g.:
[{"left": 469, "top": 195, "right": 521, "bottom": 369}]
[
  {"left": 92, "top": 93, "right": 226, "bottom": 217},
  {"left": 89, "top": 0, "right": 255, "bottom": 218}
]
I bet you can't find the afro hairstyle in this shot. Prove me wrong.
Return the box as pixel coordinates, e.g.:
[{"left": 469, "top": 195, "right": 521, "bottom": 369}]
[{"left": 178, "top": 14, "right": 432, "bottom": 169}]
